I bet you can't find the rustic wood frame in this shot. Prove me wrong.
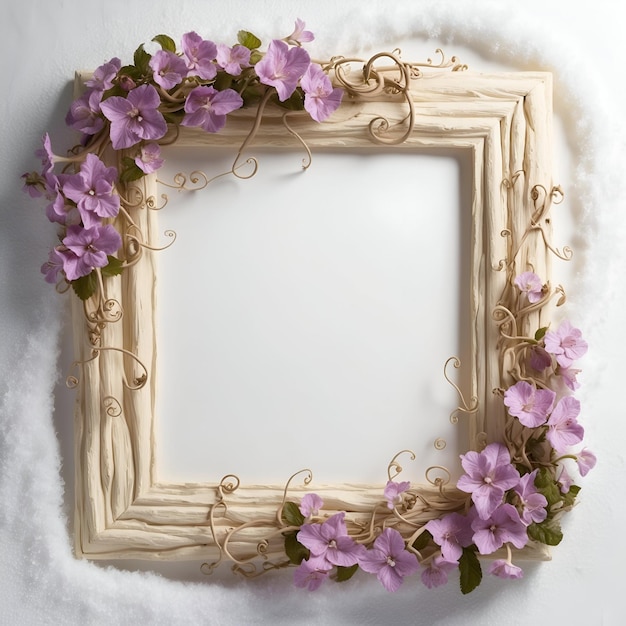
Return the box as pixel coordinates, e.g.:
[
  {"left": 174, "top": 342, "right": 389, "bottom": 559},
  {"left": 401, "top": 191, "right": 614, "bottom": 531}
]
[{"left": 71, "top": 67, "right": 555, "bottom": 565}]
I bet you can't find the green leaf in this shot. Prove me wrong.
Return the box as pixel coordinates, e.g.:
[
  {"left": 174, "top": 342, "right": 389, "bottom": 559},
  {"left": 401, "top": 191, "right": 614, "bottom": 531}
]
[
  {"left": 459, "top": 547, "right": 482, "bottom": 595},
  {"left": 335, "top": 564, "right": 359, "bottom": 582},
  {"left": 527, "top": 520, "right": 563, "bottom": 546},
  {"left": 535, "top": 326, "right": 548, "bottom": 341},
  {"left": 70, "top": 272, "right": 98, "bottom": 301},
  {"left": 240, "top": 83, "right": 265, "bottom": 107},
  {"left": 524, "top": 435, "right": 546, "bottom": 464},
  {"left": 133, "top": 44, "right": 152, "bottom": 73},
  {"left": 237, "top": 30, "right": 262, "bottom": 50},
  {"left": 282, "top": 501, "right": 305, "bottom": 526},
  {"left": 534, "top": 467, "right": 552, "bottom": 488},
  {"left": 152, "top": 34, "right": 176, "bottom": 53},
  {"left": 119, "top": 161, "right": 146, "bottom": 183},
  {"left": 283, "top": 531, "right": 309, "bottom": 565},
  {"left": 534, "top": 467, "right": 563, "bottom": 507},
  {"left": 249, "top": 50, "right": 263, "bottom": 65},
  {"left": 412, "top": 529, "right": 433, "bottom": 551},
  {"left": 101, "top": 255, "right": 124, "bottom": 278},
  {"left": 163, "top": 110, "right": 184, "bottom": 125},
  {"left": 273, "top": 88, "right": 305, "bottom": 111},
  {"left": 561, "top": 484, "right": 581, "bottom": 509},
  {"left": 213, "top": 71, "right": 234, "bottom": 91},
  {"left": 118, "top": 64, "right": 147, "bottom": 84},
  {"left": 101, "top": 83, "right": 127, "bottom": 100}
]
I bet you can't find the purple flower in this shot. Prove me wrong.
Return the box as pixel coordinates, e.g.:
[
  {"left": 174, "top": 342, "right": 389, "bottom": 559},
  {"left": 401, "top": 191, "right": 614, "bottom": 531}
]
[
  {"left": 135, "top": 142, "right": 164, "bottom": 174},
  {"left": 44, "top": 189, "right": 66, "bottom": 223},
  {"left": 358, "top": 528, "right": 420, "bottom": 592},
  {"left": 558, "top": 365, "right": 581, "bottom": 391},
  {"left": 85, "top": 57, "right": 121, "bottom": 92},
  {"left": 557, "top": 465, "right": 573, "bottom": 493},
  {"left": 503, "top": 380, "right": 556, "bottom": 428},
  {"left": 514, "top": 271, "right": 544, "bottom": 303},
  {"left": 293, "top": 556, "right": 332, "bottom": 591},
  {"left": 489, "top": 559, "right": 524, "bottom": 579},
  {"left": 100, "top": 84, "right": 168, "bottom": 150},
  {"left": 285, "top": 18, "right": 315, "bottom": 45},
  {"left": 297, "top": 512, "right": 365, "bottom": 567},
  {"left": 181, "top": 31, "right": 217, "bottom": 80},
  {"left": 36, "top": 133, "right": 61, "bottom": 175},
  {"left": 40, "top": 247, "right": 68, "bottom": 284},
  {"left": 149, "top": 50, "right": 188, "bottom": 90},
  {"left": 301, "top": 63, "right": 343, "bottom": 122},
  {"left": 457, "top": 442, "right": 521, "bottom": 520},
  {"left": 546, "top": 396, "right": 584, "bottom": 453},
  {"left": 42, "top": 170, "right": 61, "bottom": 200},
  {"left": 255, "top": 39, "right": 311, "bottom": 101},
  {"left": 181, "top": 86, "right": 243, "bottom": 133},
  {"left": 216, "top": 43, "right": 251, "bottom": 76},
  {"left": 544, "top": 320, "right": 588, "bottom": 368},
  {"left": 383, "top": 480, "right": 410, "bottom": 510},
  {"left": 45, "top": 187, "right": 81, "bottom": 226},
  {"left": 65, "top": 90, "right": 105, "bottom": 136},
  {"left": 529, "top": 345, "right": 552, "bottom": 371},
  {"left": 22, "top": 171, "right": 47, "bottom": 198},
  {"left": 513, "top": 470, "right": 547, "bottom": 525},
  {"left": 424, "top": 512, "right": 474, "bottom": 562},
  {"left": 471, "top": 503, "right": 528, "bottom": 555},
  {"left": 420, "top": 555, "right": 457, "bottom": 589},
  {"left": 119, "top": 75, "right": 137, "bottom": 91},
  {"left": 62, "top": 153, "right": 120, "bottom": 228},
  {"left": 299, "top": 494, "right": 323, "bottom": 518},
  {"left": 576, "top": 448, "right": 597, "bottom": 476},
  {"left": 61, "top": 224, "right": 122, "bottom": 280}
]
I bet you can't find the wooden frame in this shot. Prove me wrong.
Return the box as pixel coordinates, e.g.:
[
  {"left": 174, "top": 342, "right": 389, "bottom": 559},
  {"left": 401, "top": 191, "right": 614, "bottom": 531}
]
[{"left": 70, "top": 61, "right": 558, "bottom": 568}]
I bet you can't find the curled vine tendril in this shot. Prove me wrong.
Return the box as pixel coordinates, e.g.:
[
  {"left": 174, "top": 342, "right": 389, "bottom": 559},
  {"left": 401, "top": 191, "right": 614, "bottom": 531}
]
[
  {"left": 425, "top": 465, "right": 452, "bottom": 489},
  {"left": 443, "top": 357, "right": 479, "bottom": 423},
  {"left": 282, "top": 113, "right": 313, "bottom": 170},
  {"left": 87, "top": 345, "right": 148, "bottom": 389},
  {"left": 276, "top": 469, "right": 313, "bottom": 525},
  {"left": 387, "top": 449, "right": 416, "bottom": 481},
  {"left": 126, "top": 229, "right": 177, "bottom": 252},
  {"left": 103, "top": 396, "right": 123, "bottom": 418},
  {"left": 217, "top": 474, "right": 241, "bottom": 500},
  {"left": 145, "top": 193, "right": 169, "bottom": 211}
]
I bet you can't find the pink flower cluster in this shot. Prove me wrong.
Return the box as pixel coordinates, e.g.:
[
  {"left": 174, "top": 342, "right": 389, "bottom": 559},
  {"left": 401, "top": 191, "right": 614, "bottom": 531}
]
[
  {"left": 422, "top": 442, "right": 545, "bottom": 585},
  {"left": 65, "top": 20, "right": 341, "bottom": 156},
  {"left": 34, "top": 139, "right": 122, "bottom": 283},
  {"left": 504, "top": 276, "right": 594, "bottom": 474},
  {"left": 514, "top": 272, "right": 588, "bottom": 391},
  {"left": 294, "top": 451, "right": 546, "bottom": 592},
  {"left": 24, "top": 20, "right": 344, "bottom": 289},
  {"left": 508, "top": 271, "right": 594, "bottom": 466},
  {"left": 294, "top": 494, "right": 419, "bottom": 592},
  {"left": 504, "top": 380, "right": 587, "bottom": 453},
  {"left": 293, "top": 429, "right": 591, "bottom": 593}
]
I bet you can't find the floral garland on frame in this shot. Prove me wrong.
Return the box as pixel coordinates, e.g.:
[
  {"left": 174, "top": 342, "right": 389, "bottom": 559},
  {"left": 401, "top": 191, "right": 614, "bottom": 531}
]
[
  {"left": 266, "top": 263, "right": 592, "bottom": 594},
  {"left": 22, "top": 20, "right": 594, "bottom": 594},
  {"left": 23, "top": 20, "right": 345, "bottom": 300}
]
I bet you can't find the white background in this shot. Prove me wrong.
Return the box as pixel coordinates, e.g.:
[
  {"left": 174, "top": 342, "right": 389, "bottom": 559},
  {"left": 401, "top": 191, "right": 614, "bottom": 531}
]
[
  {"left": 156, "top": 148, "right": 469, "bottom": 485},
  {"left": 1, "top": 1, "right": 625, "bottom": 624}
]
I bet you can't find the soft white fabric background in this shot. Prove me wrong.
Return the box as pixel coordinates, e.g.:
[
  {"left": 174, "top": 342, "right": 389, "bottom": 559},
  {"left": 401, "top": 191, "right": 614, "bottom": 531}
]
[{"left": 1, "top": 1, "right": 624, "bottom": 624}]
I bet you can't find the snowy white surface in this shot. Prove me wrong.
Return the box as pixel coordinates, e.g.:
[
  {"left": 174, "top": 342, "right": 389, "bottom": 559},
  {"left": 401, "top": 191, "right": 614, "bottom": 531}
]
[{"left": 1, "top": 1, "right": 625, "bottom": 624}]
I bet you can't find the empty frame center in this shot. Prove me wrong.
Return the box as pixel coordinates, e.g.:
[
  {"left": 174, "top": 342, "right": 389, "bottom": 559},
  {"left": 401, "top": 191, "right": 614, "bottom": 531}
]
[{"left": 155, "top": 148, "right": 471, "bottom": 484}]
